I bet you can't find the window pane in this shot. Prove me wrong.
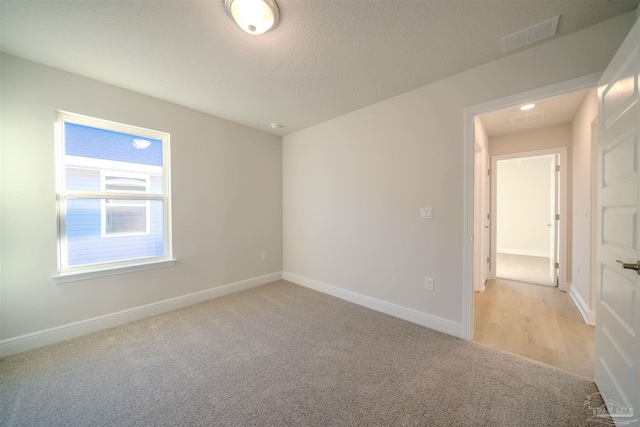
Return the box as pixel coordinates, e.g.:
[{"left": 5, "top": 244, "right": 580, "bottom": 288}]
[
  {"left": 106, "top": 204, "right": 147, "bottom": 235},
  {"left": 65, "top": 167, "right": 100, "bottom": 192},
  {"left": 66, "top": 199, "right": 164, "bottom": 267},
  {"left": 64, "top": 122, "right": 163, "bottom": 194},
  {"left": 106, "top": 199, "right": 147, "bottom": 206}
]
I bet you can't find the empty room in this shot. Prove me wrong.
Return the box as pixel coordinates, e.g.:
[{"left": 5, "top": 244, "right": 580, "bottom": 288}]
[{"left": 1, "top": 1, "right": 639, "bottom": 426}]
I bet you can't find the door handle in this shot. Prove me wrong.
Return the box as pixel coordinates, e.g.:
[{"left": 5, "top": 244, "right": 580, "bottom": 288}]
[{"left": 616, "top": 259, "right": 640, "bottom": 275}]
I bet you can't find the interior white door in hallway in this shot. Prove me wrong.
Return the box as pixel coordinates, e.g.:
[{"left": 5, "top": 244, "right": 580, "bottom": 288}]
[{"left": 595, "top": 15, "right": 640, "bottom": 425}]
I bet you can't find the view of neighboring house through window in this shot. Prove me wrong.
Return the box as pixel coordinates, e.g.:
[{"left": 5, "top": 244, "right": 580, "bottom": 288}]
[
  {"left": 102, "top": 173, "right": 150, "bottom": 236},
  {"left": 55, "top": 112, "right": 172, "bottom": 278}
]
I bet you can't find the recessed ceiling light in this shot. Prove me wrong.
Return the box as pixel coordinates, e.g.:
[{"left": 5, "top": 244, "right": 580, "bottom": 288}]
[
  {"left": 132, "top": 139, "right": 151, "bottom": 149},
  {"left": 520, "top": 104, "right": 535, "bottom": 111}
]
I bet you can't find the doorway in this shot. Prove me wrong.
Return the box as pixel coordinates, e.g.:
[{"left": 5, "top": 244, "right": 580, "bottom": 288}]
[
  {"left": 466, "top": 18, "right": 640, "bottom": 412},
  {"left": 463, "top": 74, "right": 600, "bottom": 341},
  {"left": 494, "top": 152, "right": 560, "bottom": 287},
  {"left": 474, "top": 115, "right": 586, "bottom": 376},
  {"left": 462, "top": 75, "right": 599, "bottom": 377}
]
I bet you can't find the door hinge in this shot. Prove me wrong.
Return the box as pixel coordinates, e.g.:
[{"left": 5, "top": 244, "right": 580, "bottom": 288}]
[
  {"left": 488, "top": 169, "right": 491, "bottom": 176},
  {"left": 487, "top": 257, "right": 490, "bottom": 263},
  {"left": 555, "top": 165, "right": 560, "bottom": 172},
  {"left": 555, "top": 262, "right": 560, "bottom": 269},
  {"left": 555, "top": 213, "right": 560, "bottom": 220},
  {"left": 487, "top": 213, "right": 490, "bottom": 220}
]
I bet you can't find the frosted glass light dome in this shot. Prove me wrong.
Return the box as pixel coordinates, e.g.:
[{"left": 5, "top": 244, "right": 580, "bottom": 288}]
[{"left": 224, "top": 0, "right": 280, "bottom": 35}]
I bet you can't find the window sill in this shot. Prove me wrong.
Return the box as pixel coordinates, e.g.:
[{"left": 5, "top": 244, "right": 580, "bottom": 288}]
[{"left": 52, "top": 259, "right": 177, "bottom": 284}]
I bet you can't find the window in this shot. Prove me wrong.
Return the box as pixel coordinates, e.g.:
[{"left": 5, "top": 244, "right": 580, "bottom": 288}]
[{"left": 54, "top": 111, "right": 174, "bottom": 283}]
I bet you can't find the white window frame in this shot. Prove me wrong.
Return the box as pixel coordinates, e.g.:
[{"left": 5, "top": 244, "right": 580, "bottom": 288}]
[
  {"left": 53, "top": 111, "right": 175, "bottom": 284},
  {"left": 100, "top": 171, "right": 151, "bottom": 237}
]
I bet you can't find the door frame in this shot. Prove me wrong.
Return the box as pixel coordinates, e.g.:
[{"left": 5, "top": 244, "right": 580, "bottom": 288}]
[
  {"left": 462, "top": 72, "right": 601, "bottom": 340},
  {"left": 490, "top": 148, "right": 567, "bottom": 289}
]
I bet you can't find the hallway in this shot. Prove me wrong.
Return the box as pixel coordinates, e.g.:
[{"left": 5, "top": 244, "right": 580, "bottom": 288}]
[{"left": 474, "top": 279, "right": 595, "bottom": 379}]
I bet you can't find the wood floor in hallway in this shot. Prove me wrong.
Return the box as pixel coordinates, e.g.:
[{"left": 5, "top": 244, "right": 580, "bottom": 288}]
[{"left": 474, "top": 278, "right": 595, "bottom": 379}]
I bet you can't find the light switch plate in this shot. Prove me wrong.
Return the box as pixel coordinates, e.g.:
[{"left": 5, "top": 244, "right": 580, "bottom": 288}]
[{"left": 420, "top": 207, "right": 434, "bottom": 219}]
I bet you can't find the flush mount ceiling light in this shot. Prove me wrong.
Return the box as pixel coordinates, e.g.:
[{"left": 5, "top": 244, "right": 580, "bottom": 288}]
[
  {"left": 224, "top": 0, "right": 280, "bottom": 35},
  {"left": 520, "top": 104, "right": 535, "bottom": 111}
]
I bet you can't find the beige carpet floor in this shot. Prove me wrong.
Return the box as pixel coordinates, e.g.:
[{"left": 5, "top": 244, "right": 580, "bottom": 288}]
[
  {"left": 1, "top": 280, "right": 608, "bottom": 426},
  {"left": 496, "top": 252, "right": 555, "bottom": 286}
]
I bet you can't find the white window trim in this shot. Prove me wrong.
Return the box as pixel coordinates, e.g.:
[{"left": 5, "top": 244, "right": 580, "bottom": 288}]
[
  {"left": 51, "top": 259, "right": 177, "bottom": 284},
  {"left": 100, "top": 170, "right": 151, "bottom": 238},
  {"left": 54, "top": 111, "right": 174, "bottom": 282}
]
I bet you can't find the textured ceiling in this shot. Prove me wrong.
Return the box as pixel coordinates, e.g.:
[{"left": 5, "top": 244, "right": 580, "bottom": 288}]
[
  {"left": 480, "top": 89, "right": 589, "bottom": 137},
  {"left": 1, "top": 0, "right": 638, "bottom": 136}
]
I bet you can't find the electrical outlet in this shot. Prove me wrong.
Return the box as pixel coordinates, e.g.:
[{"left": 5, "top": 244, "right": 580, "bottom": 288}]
[
  {"left": 424, "top": 277, "right": 434, "bottom": 291},
  {"left": 261, "top": 252, "right": 268, "bottom": 261}
]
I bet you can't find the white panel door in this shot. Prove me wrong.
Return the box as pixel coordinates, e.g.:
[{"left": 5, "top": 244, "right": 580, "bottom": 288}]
[{"left": 595, "top": 16, "right": 640, "bottom": 426}]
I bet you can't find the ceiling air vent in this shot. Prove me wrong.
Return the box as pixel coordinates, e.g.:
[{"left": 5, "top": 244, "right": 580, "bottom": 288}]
[
  {"left": 510, "top": 111, "right": 546, "bottom": 126},
  {"left": 501, "top": 16, "right": 560, "bottom": 53}
]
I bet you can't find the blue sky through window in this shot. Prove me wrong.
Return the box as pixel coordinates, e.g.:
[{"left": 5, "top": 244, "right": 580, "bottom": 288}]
[{"left": 65, "top": 122, "right": 163, "bottom": 166}]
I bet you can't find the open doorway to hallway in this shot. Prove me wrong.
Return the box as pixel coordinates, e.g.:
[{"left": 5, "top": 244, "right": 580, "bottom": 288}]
[
  {"left": 471, "top": 87, "right": 596, "bottom": 378},
  {"left": 494, "top": 152, "right": 559, "bottom": 287}
]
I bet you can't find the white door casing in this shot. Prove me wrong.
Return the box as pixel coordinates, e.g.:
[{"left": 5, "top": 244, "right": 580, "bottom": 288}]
[
  {"left": 473, "top": 140, "right": 484, "bottom": 292},
  {"left": 552, "top": 154, "right": 556, "bottom": 290},
  {"left": 473, "top": 117, "right": 491, "bottom": 291},
  {"left": 483, "top": 150, "right": 491, "bottom": 283},
  {"left": 595, "top": 16, "right": 640, "bottom": 424},
  {"left": 550, "top": 154, "right": 559, "bottom": 285}
]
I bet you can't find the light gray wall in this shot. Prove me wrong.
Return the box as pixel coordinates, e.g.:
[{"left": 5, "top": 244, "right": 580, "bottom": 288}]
[
  {"left": 496, "top": 155, "right": 555, "bottom": 257},
  {"left": 571, "top": 89, "right": 598, "bottom": 311},
  {"left": 489, "top": 124, "right": 572, "bottom": 157},
  {"left": 282, "top": 13, "right": 635, "bottom": 326},
  {"left": 0, "top": 54, "right": 283, "bottom": 340}
]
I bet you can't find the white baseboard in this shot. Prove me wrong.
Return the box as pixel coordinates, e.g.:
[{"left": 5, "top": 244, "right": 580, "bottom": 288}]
[
  {"left": 473, "top": 279, "right": 486, "bottom": 292},
  {"left": 0, "top": 272, "right": 283, "bottom": 358},
  {"left": 497, "top": 248, "right": 551, "bottom": 258},
  {"left": 283, "top": 272, "right": 463, "bottom": 339},
  {"left": 569, "top": 284, "right": 596, "bottom": 325}
]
